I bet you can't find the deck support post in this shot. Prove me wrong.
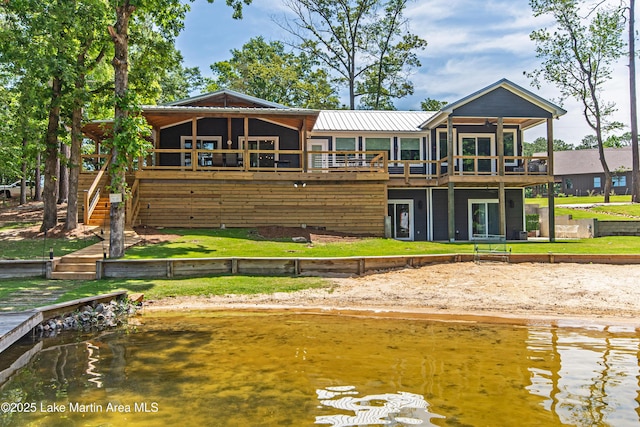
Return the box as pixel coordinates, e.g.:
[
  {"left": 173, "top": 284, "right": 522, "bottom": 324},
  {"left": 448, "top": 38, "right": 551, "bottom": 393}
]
[
  {"left": 243, "top": 116, "right": 249, "bottom": 172},
  {"left": 448, "top": 181, "right": 455, "bottom": 242},
  {"left": 447, "top": 117, "right": 456, "bottom": 242},
  {"left": 547, "top": 118, "right": 556, "bottom": 242},
  {"left": 497, "top": 117, "right": 506, "bottom": 238},
  {"left": 302, "top": 118, "right": 308, "bottom": 172}
]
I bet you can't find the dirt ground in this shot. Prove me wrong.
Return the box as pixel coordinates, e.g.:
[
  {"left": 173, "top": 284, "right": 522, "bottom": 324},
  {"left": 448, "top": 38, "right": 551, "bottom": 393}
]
[{"left": 4, "top": 201, "right": 640, "bottom": 326}]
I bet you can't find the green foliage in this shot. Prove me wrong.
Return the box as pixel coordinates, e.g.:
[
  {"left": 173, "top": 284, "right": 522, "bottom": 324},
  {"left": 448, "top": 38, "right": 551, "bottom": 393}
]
[
  {"left": 279, "top": 0, "right": 426, "bottom": 109},
  {"left": 522, "top": 137, "right": 572, "bottom": 156},
  {"left": 208, "top": 36, "right": 339, "bottom": 108},
  {"left": 527, "top": 0, "right": 625, "bottom": 133},
  {"left": 104, "top": 91, "right": 152, "bottom": 190},
  {"left": 420, "top": 98, "right": 448, "bottom": 111},
  {"left": 525, "top": 214, "right": 540, "bottom": 231}
]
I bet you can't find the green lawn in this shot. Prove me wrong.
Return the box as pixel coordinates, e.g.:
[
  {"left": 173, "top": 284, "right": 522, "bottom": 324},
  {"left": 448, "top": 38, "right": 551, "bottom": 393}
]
[
  {"left": 525, "top": 195, "right": 632, "bottom": 207},
  {"left": 0, "top": 276, "right": 331, "bottom": 311},
  {"left": 0, "top": 233, "right": 101, "bottom": 259},
  {"left": 526, "top": 195, "right": 640, "bottom": 221}
]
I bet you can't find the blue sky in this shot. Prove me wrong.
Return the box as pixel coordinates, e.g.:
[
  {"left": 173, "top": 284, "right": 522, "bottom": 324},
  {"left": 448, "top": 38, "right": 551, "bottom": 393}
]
[{"left": 176, "top": 0, "right": 634, "bottom": 144}]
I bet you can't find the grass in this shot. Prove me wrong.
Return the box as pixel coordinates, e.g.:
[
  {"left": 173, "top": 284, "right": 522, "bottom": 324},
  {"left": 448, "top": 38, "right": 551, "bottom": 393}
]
[
  {"left": 526, "top": 195, "right": 632, "bottom": 207},
  {"left": 0, "top": 276, "right": 331, "bottom": 311},
  {"left": 0, "top": 233, "right": 101, "bottom": 259},
  {"left": 126, "top": 228, "right": 474, "bottom": 259}
]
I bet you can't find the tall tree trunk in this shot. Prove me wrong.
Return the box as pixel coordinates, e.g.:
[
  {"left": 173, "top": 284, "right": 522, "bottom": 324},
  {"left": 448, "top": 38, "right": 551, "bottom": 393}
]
[
  {"left": 20, "top": 138, "right": 27, "bottom": 205},
  {"left": 66, "top": 106, "right": 82, "bottom": 230},
  {"left": 630, "top": 0, "right": 640, "bottom": 203},
  {"left": 34, "top": 152, "right": 42, "bottom": 202},
  {"left": 40, "top": 76, "right": 62, "bottom": 232},
  {"left": 58, "top": 142, "right": 69, "bottom": 204},
  {"left": 108, "top": 2, "right": 135, "bottom": 258}
]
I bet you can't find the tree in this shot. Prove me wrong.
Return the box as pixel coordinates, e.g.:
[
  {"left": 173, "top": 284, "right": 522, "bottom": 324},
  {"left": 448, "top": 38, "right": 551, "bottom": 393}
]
[
  {"left": 208, "top": 36, "right": 339, "bottom": 108},
  {"left": 527, "top": 0, "right": 625, "bottom": 202},
  {"left": 627, "top": 0, "right": 639, "bottom": 202},
  {"left": 105, "top": 0, "right": 251, "bottom": 258},
  {"left": 523, "top": 136, "right": 572, "bottom": 157},
  {"left": 278, "top": 0, "right": 426, "bottom": 110},
  {"left": 420, "top": 97, "right": 447, "bottom": 111},
  {"left": 575, "top": 134, "right": 599, "bottom": 150}
]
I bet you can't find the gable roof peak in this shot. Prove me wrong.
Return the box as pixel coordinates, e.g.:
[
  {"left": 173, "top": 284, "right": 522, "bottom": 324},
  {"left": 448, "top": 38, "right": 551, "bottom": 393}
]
[{"left": 165, "top": 88, "right": 290, "bottom": 109}]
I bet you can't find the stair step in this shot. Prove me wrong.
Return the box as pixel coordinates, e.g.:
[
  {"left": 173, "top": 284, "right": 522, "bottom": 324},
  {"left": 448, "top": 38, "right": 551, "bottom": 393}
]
[
  {"left": 50, "top": 271, "right": 97, "bottom": 280},
  {"left": 54, "top": 263, "right": 97, "bottom": 273}
]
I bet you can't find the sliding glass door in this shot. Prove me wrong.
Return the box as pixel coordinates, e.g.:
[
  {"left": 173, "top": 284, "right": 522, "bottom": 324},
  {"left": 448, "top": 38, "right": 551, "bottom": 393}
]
[{"left": 468, "top": 199, "right": 499, "bottom": 239}]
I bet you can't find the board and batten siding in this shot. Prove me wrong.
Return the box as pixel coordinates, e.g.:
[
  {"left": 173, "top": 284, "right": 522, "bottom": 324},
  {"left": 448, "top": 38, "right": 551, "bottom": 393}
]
[{"left": 135, "top": 179, "right": 387, "bottom": 235}]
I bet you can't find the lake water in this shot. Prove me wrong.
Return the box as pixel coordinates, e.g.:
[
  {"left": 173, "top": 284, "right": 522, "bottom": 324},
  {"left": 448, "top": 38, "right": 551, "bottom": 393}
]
[{"left": 1, "top": 311, "right": 639, "bottom": 426}]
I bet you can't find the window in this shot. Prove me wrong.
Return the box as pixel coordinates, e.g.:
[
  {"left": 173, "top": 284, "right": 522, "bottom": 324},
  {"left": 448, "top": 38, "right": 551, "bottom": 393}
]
[
  {"left": 565, "top": 178, "right": 573, "bottom": 190},
  {"left": 613, "top": 176, "right": 627, "bottom": 187},
  {"left": 365, "top": 137, "right": 391, "bottom": 161},
  {"left": 593, "top": 177, "right": 601, "bottom": 188},
  {"left": 335, "top": 137, "right": 356, "bottom": 151},
  {"left": 399, "top": 138, "right": 421, "bottom": 161}
]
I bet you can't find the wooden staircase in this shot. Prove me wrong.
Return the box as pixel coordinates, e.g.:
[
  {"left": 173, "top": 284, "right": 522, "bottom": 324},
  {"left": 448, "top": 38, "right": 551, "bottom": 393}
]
[{"left": 86, "top": 197, "right": 111, "bottom": 227}]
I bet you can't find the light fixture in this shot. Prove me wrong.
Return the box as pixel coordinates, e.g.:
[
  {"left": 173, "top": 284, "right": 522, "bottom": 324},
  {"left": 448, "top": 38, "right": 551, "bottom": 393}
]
[{"left": 294, "top": 181, "right": 306, "bottom": 188}]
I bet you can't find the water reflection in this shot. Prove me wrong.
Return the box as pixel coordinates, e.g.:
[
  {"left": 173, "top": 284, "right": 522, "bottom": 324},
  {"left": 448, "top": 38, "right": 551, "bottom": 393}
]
[
  {"left": 315, "top": 385, "right": 444, "bottom": 426},
  {"left": 0, "top": 312, "right": 638, "bottom": 426}
]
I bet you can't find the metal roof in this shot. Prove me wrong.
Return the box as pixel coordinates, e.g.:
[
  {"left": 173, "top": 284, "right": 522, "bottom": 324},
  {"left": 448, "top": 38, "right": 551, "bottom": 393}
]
[
  {"left": 314, "top": 110, "right": 436, "bottom": 133},
  {"left": 550, "top": 147, "right": 633, "bottom": 176}
]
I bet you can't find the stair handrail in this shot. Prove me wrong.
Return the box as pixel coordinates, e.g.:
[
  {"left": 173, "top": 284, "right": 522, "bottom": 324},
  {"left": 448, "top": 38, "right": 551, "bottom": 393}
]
[
  {"left": 84, "top": 154, "right": 112, "bottom": 224},
  {"left": 126, "top": 178, "right": 140, "bottom": 227}
]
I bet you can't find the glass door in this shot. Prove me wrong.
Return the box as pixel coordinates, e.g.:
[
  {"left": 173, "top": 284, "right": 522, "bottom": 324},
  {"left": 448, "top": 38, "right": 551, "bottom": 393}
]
[
  {"left": 469, "top": 199, "right": 499, "bottom": 239},
  {"left": 388, "top": 200, "right": 414, "bottom": 240},
  {"left": 307, "top": 139, "right": 329, "bottom": 171},
  {"left": 460, "top": 135, "right": 494, "bottom": 173}
]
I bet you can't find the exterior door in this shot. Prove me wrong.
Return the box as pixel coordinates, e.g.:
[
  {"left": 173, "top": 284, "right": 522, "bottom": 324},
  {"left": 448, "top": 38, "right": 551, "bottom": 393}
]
[
  {"left": 460, "top": 135, "right": 494, "bottom": 173},
  {"left": 388, "top": 200, "right": 414, "bottom": 240},
  {"left": 307, "top": 139, "right": 329, "bottom": 171},
  {"left": 469, "top": 199, "right": 499, "bottom": 239}
]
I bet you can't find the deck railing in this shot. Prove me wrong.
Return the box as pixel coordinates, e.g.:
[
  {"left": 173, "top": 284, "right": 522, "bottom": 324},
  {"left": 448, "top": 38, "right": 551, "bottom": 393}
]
[
  {"left": 83, "top": 150, "right": 549, "bottom": 179},
  {"left": 83, "top": 154, "right": 112, "bottom": 224}
]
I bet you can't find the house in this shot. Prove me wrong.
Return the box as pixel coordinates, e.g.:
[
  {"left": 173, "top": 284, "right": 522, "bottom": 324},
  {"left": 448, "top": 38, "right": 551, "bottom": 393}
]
[
  {"left": 551, "top": 147, "right": 633, "bottom": 196},
  {"left": 80, "top": 78, "right": 566, "bottom": 241}
]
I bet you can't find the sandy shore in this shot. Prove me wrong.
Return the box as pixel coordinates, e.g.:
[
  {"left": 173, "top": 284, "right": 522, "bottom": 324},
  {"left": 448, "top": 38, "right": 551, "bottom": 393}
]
[{"left": 144, "top": 262, "right": 640, "bottom": 327}]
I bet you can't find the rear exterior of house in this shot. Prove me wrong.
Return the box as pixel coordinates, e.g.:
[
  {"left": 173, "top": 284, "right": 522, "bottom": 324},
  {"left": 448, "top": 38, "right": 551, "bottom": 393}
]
[{"left": 80, "top": 79, "right": 565, "bottom": 241}]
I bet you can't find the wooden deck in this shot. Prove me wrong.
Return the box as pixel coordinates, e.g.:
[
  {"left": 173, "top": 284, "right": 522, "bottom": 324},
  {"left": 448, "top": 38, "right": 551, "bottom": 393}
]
[{"left": 0, "top": 311, "right": 43, "bottom": 354}]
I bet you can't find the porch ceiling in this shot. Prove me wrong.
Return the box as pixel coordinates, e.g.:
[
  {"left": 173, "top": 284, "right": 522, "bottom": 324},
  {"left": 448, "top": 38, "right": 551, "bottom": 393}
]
[
  {"left": 143, "top": 106, "right": 319, "bottom": 133},
  {"left": 450, "top": 116, "right": 546, "bottom": 129},
  {"left": 83, "top": 107, "right": 319, "bottom": 141}
]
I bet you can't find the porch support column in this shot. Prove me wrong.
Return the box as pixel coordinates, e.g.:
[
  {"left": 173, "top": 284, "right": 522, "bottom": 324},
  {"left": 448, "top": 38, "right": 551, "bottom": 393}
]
[
  {"left": 497, "top": 117, "right": 506, "bottom": 238},
  {"left": 301, "top": 118, "right": 308, "bottom": 172},
  {"left": 243, "top": 116, "right": 249, "bottom": 172},
  {"left": 448, "top": 182, "right": 455, "bottom": 242},
  {"left": 191, "top": 118, "right": 198, "bottom": 171},
  {"left": 547, "top": 117, "right": 556, "bottom": 242},
  {"left": 447, "top": 116, "right": 456, "bottom": 242},
  {"left": 226, "top": 118, "right": 232, "bottom": 148}
]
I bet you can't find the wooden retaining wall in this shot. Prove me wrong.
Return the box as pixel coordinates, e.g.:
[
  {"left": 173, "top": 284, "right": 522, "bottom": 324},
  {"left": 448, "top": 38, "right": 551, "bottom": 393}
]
[
  {"left": 133, "top": 177, "right": 387, "bottom": 235},
  {"left": 0, "top": 260, "right": 47, "bottom": 279},
  {"left": 97, "top": 253, "right": 640, "bottom": 280}
]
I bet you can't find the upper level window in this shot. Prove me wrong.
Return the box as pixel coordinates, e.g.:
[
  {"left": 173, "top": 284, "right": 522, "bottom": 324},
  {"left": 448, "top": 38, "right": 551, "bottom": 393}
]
[
  {"left": 335, "top": 137, "right": 356, "bottom": 152},
  {"left": 399, "top": 138, "right": 421, "bottom": 161},
  {"left": 365, "top": 137, "right": 391, "bottom": 161}
]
